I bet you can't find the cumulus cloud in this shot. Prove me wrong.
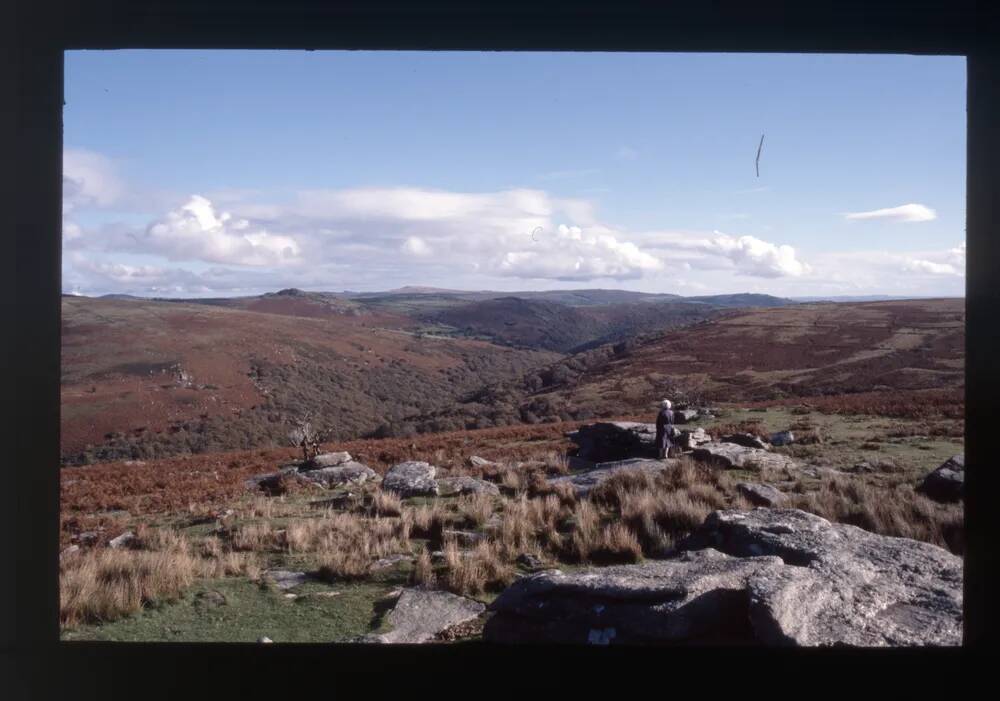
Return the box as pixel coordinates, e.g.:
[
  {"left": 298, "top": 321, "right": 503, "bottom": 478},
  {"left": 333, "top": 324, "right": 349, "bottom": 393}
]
[
  {"left": 901, "top": 241, "right": 966, "bottom": 277},
  {"left": 138, "top": 195, "right": 301, "bottom": 266},
  {"left": 402, "top": 236, "right": 432, "bottom": 256},
  {"left": 843, "top": 203, "right": 937, "bottom": 222},
  {"left": 493, "top": 224, "right": 663, "bottom": 281},
  {"left": 699, "top": 232, "right": 811, "bottom": 278}
]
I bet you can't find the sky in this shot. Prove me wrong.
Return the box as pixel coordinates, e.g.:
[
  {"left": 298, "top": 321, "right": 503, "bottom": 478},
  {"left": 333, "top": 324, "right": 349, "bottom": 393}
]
[{"left": 62, "top": 50, "right": 966, "bottom": 298}]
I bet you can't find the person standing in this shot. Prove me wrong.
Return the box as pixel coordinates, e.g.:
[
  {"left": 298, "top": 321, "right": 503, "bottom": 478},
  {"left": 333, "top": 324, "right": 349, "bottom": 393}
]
[{"left": 655, "top": 399, "right": 675, "bottom": 459}]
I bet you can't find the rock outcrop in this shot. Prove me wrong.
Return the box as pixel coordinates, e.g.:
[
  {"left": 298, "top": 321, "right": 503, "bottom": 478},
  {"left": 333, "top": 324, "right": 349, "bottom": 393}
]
[
  {"left": 720, "top": 433, "right": 770, "bottom": 450},
  {"left": 568, "top": 422, "right": 658, "bottom": 462},
  {"left": 383, "top": 461, "right": 439, "bottom": 497},
  {"left": 548, "top": 458, "right": 675, "bottom": 496},
  {"left": 916, "top": 455, "right": 964, "bottom": 503},
  {"left": 692, "top": 442, "right": 798, "bottom": 472},
  {"left": 362, "top": 589, "right": 486, "bottom": 644},
  {"left": 484, "top": 509, "right": 962, "bottom": 647},
  {"left": 299, "top": 462, "right": 379, "bottom": 488},
  {"left": 769, "top": 431, "right": 795, "bottom": 447}
]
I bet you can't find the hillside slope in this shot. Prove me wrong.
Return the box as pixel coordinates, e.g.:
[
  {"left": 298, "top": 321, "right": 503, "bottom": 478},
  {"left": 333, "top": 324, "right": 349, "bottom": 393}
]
[
  {"left": 403, "top": 299, "right": 964, "bottom": 432},
  {"left": 61, "top": 296, "right": 559, "bottom": 463}
]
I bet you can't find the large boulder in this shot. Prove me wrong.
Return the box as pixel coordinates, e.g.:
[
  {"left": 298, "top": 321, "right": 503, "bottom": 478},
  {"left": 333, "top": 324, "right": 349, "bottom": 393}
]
[
  {"left": 363, "top": 589, "right": 485, "bottom": 644},
  {"left": 568, "top": 422, "right": 657, "bottom": 462},
  {"left": 547, "top": 458, "right": 675, "bottom": 497},
  {"left": 243, "top": 466, "right": 301, "bottom": 491},
  {"left": 383, "top": 461, "right": 439, "bottom": 497},
  {"left": 485, "top": 509, "right": 962, "bottom": 647},
  {"left": 485, "top": 549, "right": 787, "bottom": 644},
  {"left": 684, "top": 509, "right": 963, "bottom": 646},
  {"left": 916, "top": 455, "right": 964, "bottom": 503},
  {"left": 299, "top": 461, "right": 379, "bottom": 488},
  {"left": 437, "top": 475, "right": 501, "bottom": 497},
  {"left": 692, "top": 442, "right": 798, "bottom": 472}
]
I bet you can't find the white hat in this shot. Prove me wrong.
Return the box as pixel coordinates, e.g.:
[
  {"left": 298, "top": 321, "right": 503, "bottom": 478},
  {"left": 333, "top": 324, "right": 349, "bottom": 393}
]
[{"left": 661, "top": 399, "right": 672, "bottom": 408}]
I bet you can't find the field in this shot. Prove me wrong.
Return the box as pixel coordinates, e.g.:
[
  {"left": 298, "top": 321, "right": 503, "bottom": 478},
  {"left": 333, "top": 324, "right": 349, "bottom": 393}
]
[
  {"left": 59, "top": 294, "right": 964, "bottom": 643},
  {"left": 60, "top": 405, "right": 963, "bottom": 642}
]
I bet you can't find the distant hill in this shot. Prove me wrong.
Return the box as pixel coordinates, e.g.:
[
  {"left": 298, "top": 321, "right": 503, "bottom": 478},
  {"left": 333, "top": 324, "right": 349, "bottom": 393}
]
[
  {"left": 402, "top": 298, "right": 965, "bottom": 433},
  {"left": 684, "top": 293, "right": 794, "bottom": 307},
  {"left": 60, "top": 295, "right": 558, "bottom": 464}
]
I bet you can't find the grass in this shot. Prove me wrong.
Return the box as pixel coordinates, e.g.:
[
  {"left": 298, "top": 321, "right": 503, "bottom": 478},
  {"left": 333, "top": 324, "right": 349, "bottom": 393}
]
[{"left": 60, "top": 404, "right": 965, "bottom": 640}]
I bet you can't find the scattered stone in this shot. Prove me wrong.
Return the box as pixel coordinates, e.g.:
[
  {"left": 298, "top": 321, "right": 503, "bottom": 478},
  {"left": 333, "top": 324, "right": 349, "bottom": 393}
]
[
  {"left": 736, "top": 482, "right": 787, "bottom": 507},
  {"left": 76, "top": 531, "right": 99, "bottom": 547},
  {"left": 363, "top": 589, "right": 486, "bottom": 644},
  {"left": 308, "top": 451, "right": 353, "bottom": 468},
  {"left": 383, "top": 461, "right": 439, "bottom": 497},
  {"left": 243, "top": 466, "right": 301, "bottom": 491},
  {"left": 264, "top": 570, "right": 312, "bottom": 590},
  {"left": 194, "top": 590, "right": 228, "bottom": 608},
  {"left": 917, "top": 455, "right": 964, "bottom": 503},
  {"left": 674, "top": 409, "right": 700, "bottom": 424},
  {"left": 548, "top": 458, "right": 676, "bottom": 496},
  {"left": 770, "top": 431, "right": 795, "bottom": 447},
  {"left": 60, "top": 545, "right": 80, "bottom": 560},
  {"left": 516, "top": 553, "right": 545, "bottom": 569},
  {"left": 108, "top": 531, "right": 137, "bottom": 549},
  {"left": 720, "top": 433, "right": 770, "bottom": 450},
  {"left": 434, "top": 615, "right": 487, "bottom": 642},
  {"left": 436, "top": 475, "right": 501, "bottom": 497},
  {"left": 849, "top": 461, "right": 878, "bottom": 474},
  {"left": 298, "top": 462, "right": 379, "bottom": 488},
  {"left": 678, "top": 427, "right": 711, "bottom": 450},
  {"left": 692, "top": 442, "right": 798, "bottom": 472},
  {"left": 258, "top": 637, "right": 273, "bottom": 643},
  {"left": 469, "top": 455, "right": 498, "bottom": 468},
  {"left": 371, "top": 554, "right": 415, "bottom": 571},
  {"left": 800, "top": 466, "right": 846, "bottom": 479},
  {"left": 283, "top": 593, "right": 298, "bottom": 600}
]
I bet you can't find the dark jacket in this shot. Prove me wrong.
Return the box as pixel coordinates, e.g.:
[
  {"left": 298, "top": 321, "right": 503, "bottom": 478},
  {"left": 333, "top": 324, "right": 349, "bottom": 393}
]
[{"left": 655, "top": 407, "right": 674, "bottom": 437}]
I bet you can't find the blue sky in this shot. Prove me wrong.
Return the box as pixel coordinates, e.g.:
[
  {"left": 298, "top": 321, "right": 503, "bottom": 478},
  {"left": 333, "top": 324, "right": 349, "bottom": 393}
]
[{"left": 62, "top": 50, "right": 966, "bottom": 297}]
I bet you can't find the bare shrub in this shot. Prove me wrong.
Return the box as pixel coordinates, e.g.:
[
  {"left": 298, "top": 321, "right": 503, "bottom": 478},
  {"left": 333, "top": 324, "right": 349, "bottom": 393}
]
[
  {"left": 412, "top": 549, "right": 435, "bottom": 586},
  {"left": 60, "top": 546, "right": 198, "bottom": 626}
]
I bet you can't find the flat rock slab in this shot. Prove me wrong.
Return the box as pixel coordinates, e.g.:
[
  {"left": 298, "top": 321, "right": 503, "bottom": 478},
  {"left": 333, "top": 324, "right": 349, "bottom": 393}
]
[
  {"left": 674, "top": 409, "right": 700, "bottom": 423},
  {"left": 736, "top": 482, "right": 787, "bottom": 507},
  {"left": 548, "top": 458, "right": 676, "bottom": 496},
  {"left": 469, "top": 455, "right": 498, "bottom": 468},
  {"left": 437, "top": 475, "right": 501, "bottom": 497},
  {"left": 679, "top": 427, "right": 711, "bottom": 450},
  {"left": 364, "top": 589, "right": 486, "bottom": 644},
  {"left": 486, "top": 509, "right": 962, "bottom": 647},
  {"left": 692, "top": 442, "right": 798, "bottom": 472},
  {"left": 720, "top": 433, "right": 771, "bottom": 450},
  {"left": 383, "top": 461, "right": 439, "bottom": 497},
  {"left": 485, "top": 549, "right": 786, "bottom": 645},
  {"left": 685, "top": 509, "right": 963, "bottom": 646},
  {"left": 299, "top": 462, "right": 379, "bottom": 487},
  {"left": 264, "top": 570, "right": 313, "bottom": 590},
  {"left": 917, "top": 455, "right": 964, "bottom": 502},
  {"left": 309, "top": 451, "right": 353, "bottom": 468}
]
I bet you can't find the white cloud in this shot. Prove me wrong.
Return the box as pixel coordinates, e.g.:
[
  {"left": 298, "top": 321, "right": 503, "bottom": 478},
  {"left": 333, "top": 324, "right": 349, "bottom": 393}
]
[
  {"left": 139, "top": 195, "right": 301, "bottom": 266},
  {"left": 493, "top": 224, "right": 663, "bottom": 281},
  {"left": 903, "top": 259, "right": 959, "bottom": 275},
  {"left": 699, "top": 232, "right": 811, "bottom": 278},
  {"left": 63, "top": 149, "right": 124, "bottom": 210},
  {"left": 843, "top": 203, "right": 937, "bottom": 222},
  {"left": 402, "top": 236, "right": 432, "bottom": 257}
]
